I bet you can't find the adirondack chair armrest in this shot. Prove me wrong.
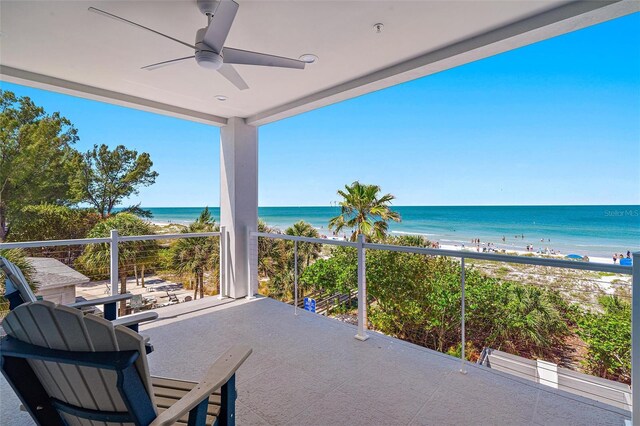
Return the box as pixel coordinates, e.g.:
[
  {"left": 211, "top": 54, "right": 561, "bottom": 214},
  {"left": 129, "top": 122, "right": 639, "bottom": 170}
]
[
  {"left": 149, "top": 344, "right": 252, "bottom": 426},
  {"left": 69, "top": 294, "right": 134, "bottom": 320},
  {"left": 69, "top": 293, "right": 133, "bottom": 309},
  {"left": 111, "top": 311, "right": 159, "bottom": 328}
]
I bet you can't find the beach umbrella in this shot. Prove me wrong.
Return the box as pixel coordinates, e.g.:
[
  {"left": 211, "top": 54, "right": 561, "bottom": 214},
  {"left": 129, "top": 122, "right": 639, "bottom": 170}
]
[{"left": 565, "top": 254, "right": 583, "bottom": 260}]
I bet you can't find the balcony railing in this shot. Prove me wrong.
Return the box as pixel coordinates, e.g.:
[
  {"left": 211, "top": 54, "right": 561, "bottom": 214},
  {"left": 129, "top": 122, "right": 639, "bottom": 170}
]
[
  {"left": 0, "top": 229, "right": 224, "bottom": 319},
  {"left": 1, "top": 229, "right": 638, "bottom": 421},
  {"left": 249, "top": 231, "right": 638, "bottom": 419}
]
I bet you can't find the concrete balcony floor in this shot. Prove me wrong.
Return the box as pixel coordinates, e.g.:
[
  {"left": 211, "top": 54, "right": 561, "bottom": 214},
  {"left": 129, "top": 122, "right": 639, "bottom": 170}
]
[{"left": 1, "top": 296, "right": 632, "bottom": 425}]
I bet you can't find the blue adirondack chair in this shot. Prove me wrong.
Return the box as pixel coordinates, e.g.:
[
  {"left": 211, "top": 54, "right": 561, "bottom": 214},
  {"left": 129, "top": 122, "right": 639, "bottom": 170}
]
[{"left": 1, "top": 300, "right": 251, "bottom": 425}]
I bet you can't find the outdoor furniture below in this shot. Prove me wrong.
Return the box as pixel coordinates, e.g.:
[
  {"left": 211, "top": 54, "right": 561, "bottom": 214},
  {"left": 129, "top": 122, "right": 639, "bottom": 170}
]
[
  {"left": 166, "top": 291, "right": 180, "bottom": 304},
  {"left": 1, "top": 256, "right": 158, "bottom": 333}
]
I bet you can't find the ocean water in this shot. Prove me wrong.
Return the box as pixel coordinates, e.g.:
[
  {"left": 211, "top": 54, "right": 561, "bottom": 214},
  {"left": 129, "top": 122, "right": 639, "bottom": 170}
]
[{"left": 142, "top": 205, "right": 640, "bottom": 258}]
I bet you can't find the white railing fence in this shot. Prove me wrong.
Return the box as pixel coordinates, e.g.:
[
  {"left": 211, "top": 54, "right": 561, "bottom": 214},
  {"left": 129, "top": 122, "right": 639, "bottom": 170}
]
[
  {"left": 2, "top": 229, "right": 637, "bottom": 419},
  {"left": 1, "top": 230, "right": 224, "bottom": 314},
  {"left": 250, "top": 231, "right": 637, "bottom": 419}
]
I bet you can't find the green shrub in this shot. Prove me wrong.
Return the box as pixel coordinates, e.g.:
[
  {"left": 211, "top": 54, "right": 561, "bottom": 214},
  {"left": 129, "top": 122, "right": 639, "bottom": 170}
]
[
  {"left": 577, "top": 295, "right": 631, "bottom": 383},
  {"left": 300, "top": 248, "right": 570, "bottom": 360}
]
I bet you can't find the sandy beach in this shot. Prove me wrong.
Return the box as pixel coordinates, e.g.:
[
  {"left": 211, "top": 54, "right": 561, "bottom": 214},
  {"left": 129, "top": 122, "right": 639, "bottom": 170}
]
[
  {"left": 312, "top": 227, "right": 622, "bottom": 265},
  {"left": 151, "top": 220, "right": 629, "bottom": 266},
  {"left": 436, "top": 242, "right": 613, "bottom": 265}
]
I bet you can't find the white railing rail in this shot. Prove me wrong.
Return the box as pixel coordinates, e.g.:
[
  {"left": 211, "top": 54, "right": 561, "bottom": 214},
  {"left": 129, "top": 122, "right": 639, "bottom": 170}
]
[
  {"left": 251, "top": 231, "right": 357, "bottom": 247},
  {"left": 1, "top": 229, "right": 225, "bottom": 303},
  {"left": 0, "top": 232, "right": 221, "bottom": 249},
  {"left": 363, "top": 242, "right": 633, "bottom": 274},
  {"left": 250, "top": 231, "right": 637, "bottom": 420},
  {"left": 0, "top": 237, "right": 112, "bottom": 249},
  {"left": 118, "top": 232, "right": 220, "bottom": 242}
]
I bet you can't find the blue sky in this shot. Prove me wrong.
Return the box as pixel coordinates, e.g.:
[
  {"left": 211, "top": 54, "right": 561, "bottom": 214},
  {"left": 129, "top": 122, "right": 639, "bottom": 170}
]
[{"left": 3, "top": 12, "right": 639, "bottom": 207}]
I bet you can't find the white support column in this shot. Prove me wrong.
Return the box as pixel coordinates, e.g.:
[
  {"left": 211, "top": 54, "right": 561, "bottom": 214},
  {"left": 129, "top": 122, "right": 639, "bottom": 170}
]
[{"left": 220, "top": 117, "right": 258, "bottom": 299}]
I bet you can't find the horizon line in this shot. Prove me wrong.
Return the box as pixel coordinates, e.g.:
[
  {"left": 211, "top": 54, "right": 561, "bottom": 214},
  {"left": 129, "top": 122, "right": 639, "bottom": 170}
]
[{"left": 132, "top": 204, "right": 640, "bottom": 208}]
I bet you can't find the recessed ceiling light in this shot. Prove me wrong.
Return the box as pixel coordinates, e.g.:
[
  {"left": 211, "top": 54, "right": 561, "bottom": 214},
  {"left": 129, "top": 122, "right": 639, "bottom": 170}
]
[
  {"left": 299, "top": 54, "right": 318, "bottom": 64},
  {"left": 215, "top": 95, "right": 228, "bottom": 101},
  {"left": 373, "top": 23, "right": 384, "bottom": 34}
]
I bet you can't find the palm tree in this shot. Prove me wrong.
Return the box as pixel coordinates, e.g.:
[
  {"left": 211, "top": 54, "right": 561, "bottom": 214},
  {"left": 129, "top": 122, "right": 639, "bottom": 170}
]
[
  {"left": 257, "top": 220, "right": 286, "bottom": 281},
  {"left": 167, "top": 207, "right": 219, "bottom": 299},
  {"left": 76, "top": 213, "right": 158, "bottom": 315},
  {"left": 285, "top": 221, "right": 321, "bottom": 268},
  {"left": 328, "top": 181, "right": 401, "bottom": 242},
  {"left": 0, "top": 249, "right": 36, "bottom": 312},
  {"left": 285, "top": 221, "right": 321, "bottom": 301}
]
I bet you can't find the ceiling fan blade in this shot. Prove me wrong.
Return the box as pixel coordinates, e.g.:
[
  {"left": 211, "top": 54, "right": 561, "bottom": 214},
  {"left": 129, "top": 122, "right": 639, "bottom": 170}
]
[
  {"left": 203, "top": 0, "right": 239, "bottom": 53},
  {"left": 217, "top": 64, "right": 249, "bottom": 90},
  {"left": 88, "top": 7, "right": 196, "bottom": 50},
  {"left": 223, "top": 48, "right": 305, "bottom": 69},
  {"left": 142, "top": 56, "right": 195, "bottom": 71}
]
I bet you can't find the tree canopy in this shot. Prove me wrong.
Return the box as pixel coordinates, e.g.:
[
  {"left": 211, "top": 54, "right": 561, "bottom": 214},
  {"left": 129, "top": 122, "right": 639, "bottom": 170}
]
[
  {"left": 76, "top": 213, "right": 156, "bottom": 276},
  {"left": 8, "top": 203, "right": 100, "bottom": 243},
  {"left": 70, "top": 144, "right": 158, "bottom": 218},
  {"left": 329, "top": 181, "right": 401, "bottom": 242},
  {"left": 0, "top": 90, "right": 79, "bottom": 241}
]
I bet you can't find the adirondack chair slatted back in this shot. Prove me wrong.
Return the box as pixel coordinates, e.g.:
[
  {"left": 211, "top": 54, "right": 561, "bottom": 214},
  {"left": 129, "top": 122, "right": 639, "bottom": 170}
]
[
  {"left": 1, "top": 300, "right": 156, "bottom": 425},
  {"left": 0, "top": 256, "right": 37, "bottom": 307}
]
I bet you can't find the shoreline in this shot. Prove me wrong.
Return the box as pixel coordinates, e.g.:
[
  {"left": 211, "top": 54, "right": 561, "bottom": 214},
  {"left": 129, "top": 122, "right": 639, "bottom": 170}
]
[
  {"left": 144, "top": 205, "right": 639, "bottom": 261},
  {"left": 151, "top": 220, "right": 628, "bottom": 265}
]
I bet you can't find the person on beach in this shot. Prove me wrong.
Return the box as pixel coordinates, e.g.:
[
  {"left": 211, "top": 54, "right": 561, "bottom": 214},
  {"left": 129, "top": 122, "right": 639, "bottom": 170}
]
[
  {"left": 613, "top": 254, "right": 617, "bottom": 264},
  {"left": 502, "top": 236, "right": 505, "bottom": 242},
  {"left": 627, "top": 251, "right": 631, "bottom": 258}
]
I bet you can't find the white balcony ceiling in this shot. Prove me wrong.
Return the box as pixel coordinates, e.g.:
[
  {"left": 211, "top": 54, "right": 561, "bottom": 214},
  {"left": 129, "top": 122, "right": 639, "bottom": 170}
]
[{"left": 1, "top": 1, "right": 637, "bottom": 126}]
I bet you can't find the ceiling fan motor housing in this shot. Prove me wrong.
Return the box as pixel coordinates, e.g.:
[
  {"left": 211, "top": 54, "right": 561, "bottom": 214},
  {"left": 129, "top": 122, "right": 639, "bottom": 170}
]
[
  {"left": 197, "top": 0, "right": 219, "bottom": 16},
  {"left": 195, "top": 27, "right": 223, "bottom": 69}
]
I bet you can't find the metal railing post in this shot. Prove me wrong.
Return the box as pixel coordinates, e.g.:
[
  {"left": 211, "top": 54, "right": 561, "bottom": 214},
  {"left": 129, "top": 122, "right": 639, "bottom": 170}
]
[
  {"left": 632, "top": 251, "right": 639, "bottom": 425},
  {"left": 294, "top": 240, "right": 298, "bottom": 316},
  {"left": 218, "top": 226, "right": 226, "bottom": 299},
  {"left": 247, "top": 230, "right": 254, "bottom": 299},
  {"left": 355, "top": 233, "right": 369, "bottom": 341},
  {"left": 109, "top": 229, "right": 119, "bottom": 298},
  {"left": 460, "top": 257, "right": 467, "bottom": 374}
]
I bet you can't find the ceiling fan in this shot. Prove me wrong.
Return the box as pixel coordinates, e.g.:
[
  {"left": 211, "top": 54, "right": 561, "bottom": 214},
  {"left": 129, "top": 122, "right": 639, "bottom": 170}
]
[{"left": 88, "top": 0, "right": 305, "bottom": 91}]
